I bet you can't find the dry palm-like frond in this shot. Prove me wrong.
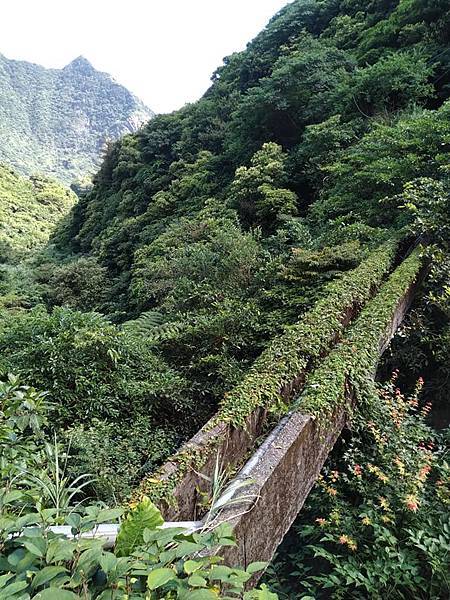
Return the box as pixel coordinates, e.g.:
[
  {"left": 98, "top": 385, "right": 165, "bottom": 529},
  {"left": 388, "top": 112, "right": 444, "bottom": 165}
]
[{"left": 196, "top": 453, "right": 258, "bottom": 532}]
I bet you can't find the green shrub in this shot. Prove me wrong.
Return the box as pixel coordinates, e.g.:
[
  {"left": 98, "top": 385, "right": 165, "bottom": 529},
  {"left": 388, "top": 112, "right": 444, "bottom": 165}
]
[
  {"left": 40, "top": 257, "right": 112, "bottom": 313},
  {"left": 266, "top": 377, "right": 450, "bottom": 599},
  {"left": 0, "top": 307, "right": 189, "bottom": 426},
  {"left": 0, "top": 166, "right": 76, "bottom": 262},
  {"left": 0, "top": 374, "right": 49, "bottom": 492},
  {"left": 0, "top": 498, "right": 275, "bottom": 599},
  {"left": 64, "top": 418, "right": 180, "bottom": 503},
  {"left": 0, "top": 377, "right": 276, "bottom": 598}
]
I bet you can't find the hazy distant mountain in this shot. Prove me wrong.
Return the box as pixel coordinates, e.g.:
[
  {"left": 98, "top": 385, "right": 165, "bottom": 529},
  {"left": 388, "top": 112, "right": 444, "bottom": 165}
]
[{"left": 0, "top": 54, "right": 154, "bottom": 183}]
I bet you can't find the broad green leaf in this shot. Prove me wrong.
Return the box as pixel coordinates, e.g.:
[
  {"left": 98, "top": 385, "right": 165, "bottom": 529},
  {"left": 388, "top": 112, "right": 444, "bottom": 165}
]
[
  {"left": 33, "top": 589, "right": 79, "bottom": 599},
  {"left": 46, "top": 539, "right": 75, "bottom": 564},
  {"left": 174, "top": 541, "right": 204, "bottom": 557},
  {"left": 99, "top": 552, "right": 118, "bottom": 575},
  {"left": 209, "top": 565, "right": 232, "bottom": 581},
  {"left": 184, "top": 589, "right": 218, "bottom": 599},
  {"left": 184, "top": 559, "right": 202, "bottom": 574},
  {"left": 23, "top": 537, "right": 46, "bottom": 558},
  {"left": 188, "top": 574, "right": 207, "bottom": 587},
  {"left": 75, "top": 547, "right": 103, "bottom": 575},
  {"left": 147, "top": 567, "right": 176, "bottom": 590},
  {"left": 31, "top": 566, "right": 67, "bottom": 590},
  {"left": 96, "top": 508, "right": 124, "bottom": 523},
  {"left": 0, "top": 574, "right": 14, "bottom": 590},
  {"left": 246, "top": 561, "right": 268, "bottom": 575},
  {"left": 2, "top": 490, "right": 24, "bottom": 505},
  {"left": 115, "top": 497, "right": 163, "bottom": 557},
  {"left": 14, "top": 514, "right": 41, "bottom": 531},
  {"left": 7, "top": 548, "right": 27, "bottom": 567},
  {"left": 11, "top": 549, "right": 36, "bottom": 574},
  {"left": 0, "top": 580, "right": 28, "bottom": 599},
  {"left": 65, "top": 514, "right": 81, "bottom": 531},
  {"left": 158, "top": 548, "right": 178, "bottom": 564}
]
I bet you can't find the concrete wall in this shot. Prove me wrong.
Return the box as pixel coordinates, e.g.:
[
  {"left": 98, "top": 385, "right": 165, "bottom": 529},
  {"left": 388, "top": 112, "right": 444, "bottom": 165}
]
[
  {"left": 205, "top": 263, "right": 426, "bottom": 572},
  {"left": 217, "top": 409, "right": 348, "bottom": 567},
  {"left": 156, "top": 407, "right": 267, "bottom": 521}
]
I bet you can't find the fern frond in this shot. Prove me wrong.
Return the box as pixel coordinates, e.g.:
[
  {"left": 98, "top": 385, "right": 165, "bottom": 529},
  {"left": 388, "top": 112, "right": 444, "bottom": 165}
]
[{"left": 122, "top": 310, "right": 183, "bottom": 344}]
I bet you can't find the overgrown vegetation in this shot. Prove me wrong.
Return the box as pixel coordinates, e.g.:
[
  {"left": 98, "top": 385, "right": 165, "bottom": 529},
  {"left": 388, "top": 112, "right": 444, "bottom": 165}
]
[
  {"left": 135, "top": 241, "right": 400, "bottom": 504},
  {"left": 1, "top": 0, "right": 449, "bottom": 597},
  {"left": 266, "top": 377, "right": 450, "bottom": 599},
  {"left": 0, "top": 165, "right": 76, "bottom": 262},
  {"left": 0, "top": 376, "right": 275, "bottom": 599}
]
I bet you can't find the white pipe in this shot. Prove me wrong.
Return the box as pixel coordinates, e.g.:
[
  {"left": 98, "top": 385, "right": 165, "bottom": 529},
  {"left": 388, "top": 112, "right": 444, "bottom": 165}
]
[{"left": 47, "top": 521, "right": 202, "bottom": 548}]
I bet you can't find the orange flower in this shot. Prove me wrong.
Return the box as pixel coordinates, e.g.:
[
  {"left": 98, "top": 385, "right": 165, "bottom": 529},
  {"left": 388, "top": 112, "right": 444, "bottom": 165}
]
[
  {"left": 405, "top": 494, "right": 419, "bottom": 512},
  {"left": 330, "top": 470, "right": 339, "bottom": 482},
  {"left": 421, "top": 403, "right": 432, "bottom": 416},
  {"left": 315, "top": 518, "right": 327, "bottom": 527},
  {"left": 338, "top": 535, "right": 357, "bottom": 551},
  {"left": 326, "top": 486, "right": 338, "bottom": 497},
  {"left": 418, "top": 465, "right": 431, "bottom": 481},
  {"left": 354, "top": 464, "right": 362, "bottom": 477}
]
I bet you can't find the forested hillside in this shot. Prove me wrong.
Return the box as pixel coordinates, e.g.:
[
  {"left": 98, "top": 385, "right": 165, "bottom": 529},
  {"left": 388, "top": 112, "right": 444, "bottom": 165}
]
[
  {"left": 1, "top": 1, "right": 449, "bottom": 597},
  {"left": 0, "top": 165, "right": 76, "bottom": 260},
  {"left": 3, "top": 0, "right": 446, "bottom": 489},
  {"left": 56, "top": 0, "right": 449, "bottom": 409},
  {"left": 0, "top": 54, "right": 154, "bottom": 183}
]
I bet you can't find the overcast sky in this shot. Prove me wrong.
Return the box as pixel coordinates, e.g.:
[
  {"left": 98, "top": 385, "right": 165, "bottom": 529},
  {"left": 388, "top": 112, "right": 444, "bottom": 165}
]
[{"left": 1, "top": 0, "right": 291, "bottom": 113}]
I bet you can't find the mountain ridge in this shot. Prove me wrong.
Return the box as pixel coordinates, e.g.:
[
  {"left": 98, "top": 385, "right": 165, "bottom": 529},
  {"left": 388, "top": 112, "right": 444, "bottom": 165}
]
[{"left": 0, "top": 52, "right": 154, "bottom": 183}]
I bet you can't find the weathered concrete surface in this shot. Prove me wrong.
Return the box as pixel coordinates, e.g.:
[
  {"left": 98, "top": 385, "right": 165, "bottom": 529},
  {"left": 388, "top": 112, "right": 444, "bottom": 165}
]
[
  {"left": 156, "top": 407, "right": 267, "bottom": 521},
  {"left": 216, "top": 408, "right": 348, "bottom": 568}
]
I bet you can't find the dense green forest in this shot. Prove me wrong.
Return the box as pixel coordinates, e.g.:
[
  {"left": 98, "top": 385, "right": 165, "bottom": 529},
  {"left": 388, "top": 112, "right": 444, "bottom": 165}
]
[
  {"left": 1, "top": 0, "right": 449, "bottom": 597},
  {"left": 0, "top": 165, "right": 76, "bottom": 258},
  {"left": 0, "top": 165, "right": 77, "bottom": 313},
  {"left": 0, "top": 54, "right": 154, "bottom": 183}
]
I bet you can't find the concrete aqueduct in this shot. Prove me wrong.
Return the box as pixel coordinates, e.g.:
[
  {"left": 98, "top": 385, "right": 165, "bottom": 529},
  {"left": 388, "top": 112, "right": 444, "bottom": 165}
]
[{"left": 133, "top": 241, "right": 427, "bottom": 574}]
